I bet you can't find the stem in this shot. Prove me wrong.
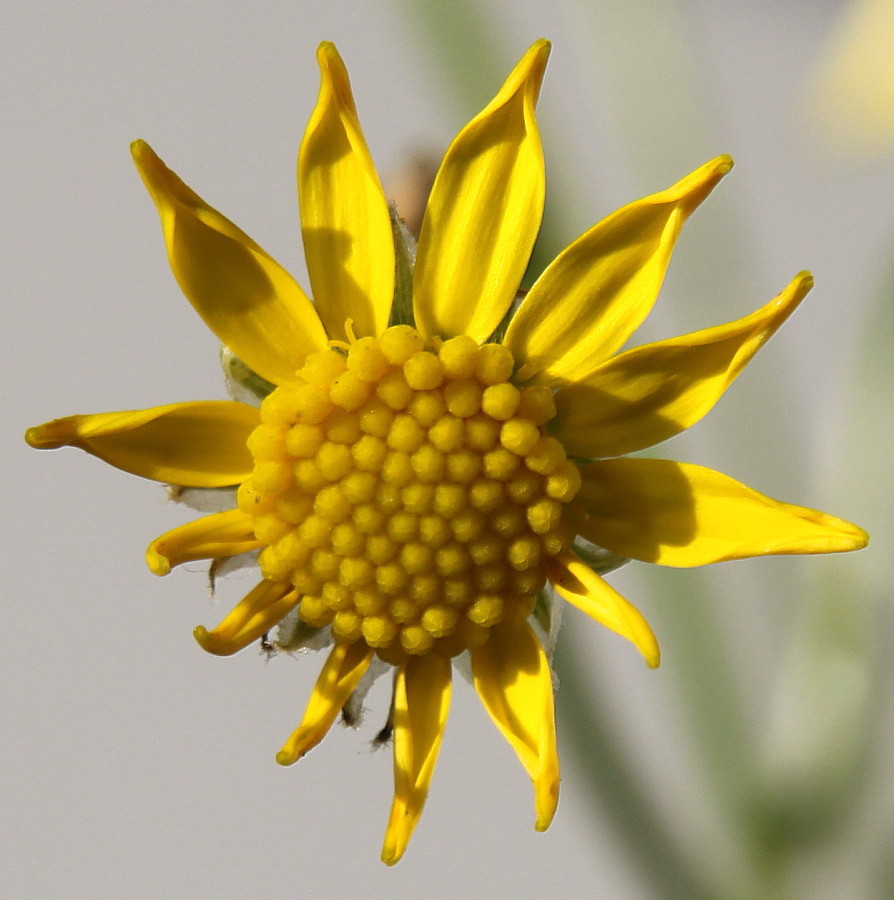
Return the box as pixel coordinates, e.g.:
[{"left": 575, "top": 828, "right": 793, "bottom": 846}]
[{"left": 555, "top": 630, "right": 718, "bottom": 900}]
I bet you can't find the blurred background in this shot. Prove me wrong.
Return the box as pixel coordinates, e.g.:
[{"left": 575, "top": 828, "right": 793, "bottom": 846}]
[{"left": 3, "top": 1, "right": 893, "bottom": 897}]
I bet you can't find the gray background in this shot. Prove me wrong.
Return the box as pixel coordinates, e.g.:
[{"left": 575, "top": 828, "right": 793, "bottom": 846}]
[{"left": 4, "top": 1, "right": 893, "bottom": 897}]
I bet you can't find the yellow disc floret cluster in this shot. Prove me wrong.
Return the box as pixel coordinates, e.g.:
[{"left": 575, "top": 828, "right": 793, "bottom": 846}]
[{"left": 237, "top": 325, "right": 581, "bottom": 664}]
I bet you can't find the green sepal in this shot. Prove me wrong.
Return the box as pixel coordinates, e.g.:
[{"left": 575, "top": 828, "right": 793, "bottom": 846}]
[
  {"left": 220, "top": 346, "right": 277, "bottom": 402},
  {"left": 571, "top": 537, "right": 630, "bottom": 575},
  {"left": 275, "top": 610, "right": 325, "bottom": 653},
  {"left": 387, "top": 203, "right": 416, "bottom": 328},
  {"left": 532, "top": 587, "right": 553, "bottom": 636}
]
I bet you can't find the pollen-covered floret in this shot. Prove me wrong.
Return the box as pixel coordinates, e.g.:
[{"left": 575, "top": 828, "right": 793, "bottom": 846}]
[{"left": 239, "top": 325, "right": 580, "bottom": 664}]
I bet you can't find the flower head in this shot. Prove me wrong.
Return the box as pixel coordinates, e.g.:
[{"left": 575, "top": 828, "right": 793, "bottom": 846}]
[{"left": 26, "top": 40, "right": 867, "bottom": 865}]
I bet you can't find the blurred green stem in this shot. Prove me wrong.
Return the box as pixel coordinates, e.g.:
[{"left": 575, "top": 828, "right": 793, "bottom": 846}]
[
  {"left": 555, "top": 632, "right": 719, "bottom": 900},
  {"left": 746, "top": 236, "right": 894, "bottom": 892}
]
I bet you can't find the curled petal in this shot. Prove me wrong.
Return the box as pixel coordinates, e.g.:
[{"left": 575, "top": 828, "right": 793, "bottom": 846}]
[
  {"left": 413, "top": 40, "right": 550, "bottom": 342},
  {"left": 132, "top": 140, "right": 328, "bottom": 385},
  {"left": 146, "top": 508, "right": 260, "bottom": 576},
  {"left": 573, "top": 458, "right": 869, "bottom": 567},
  {"left": 193, "top": 580, "right": 298, "bottom": 656},
  {"left": 25, "top": 401, "right": 258, "bottom": 487},
  {"left": 547, "top": 553, "right": 660, "bottom": 667},
  {"left": 505, "top": 156, "right": 733, "bottom": 383},
  {"left": 553, "top": 273, "right": 813, "bottom": 457},
  {"left": 299, "top": 43, "right": 394, "bottom": 341},
  {"left": 470, "top": 619, "right": 559, "bottom": 832},
  {"left": 276, "top": 640, "right": 374, "bottom": 766},
  {"left": 381, "top": 655, "right": 452, "bottom": 866}
]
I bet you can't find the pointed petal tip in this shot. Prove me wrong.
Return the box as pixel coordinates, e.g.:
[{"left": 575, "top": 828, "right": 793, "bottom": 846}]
[
  {"left": 664, "top": 154, "right": 737, "bottom": 216},
  {"left": 380, "top": 840, "right": 405, "bottom": 867},
  {"left": 775, "top": 507, "right": 868, "bottom": 555},
  {"left": 275, "top": 735, "right": 312, "bottom": 766},
  {"left": 130, "top": 138, "right": 174, "bottom": 197},
  {"left": 528, "top": 37, "right": 552, "bottom": 61},
  {"left": 130, "top": 138, "right": 151, "bottom": 160},
  {"left": 483, "top": 39, "right": 551, "bottom": 112},
  {"left": 146, "top": 545, "right": 172, "bottom": 576},
  {"left": 682, "top": 154, "right": 734, "bottom": 206},
  {"left": 534, "top": 771, "right": 560, "bottom": 831},
  {"left": 518, "top": 39, "right": 551, "bottom": 95},
  {"left": 315, "top": 40, "right": 347, "bottom": 82},
  {"left": 792, "top": 270, "right": 815, "bottom": 295},
  {"left": 380, "top": 814, "right": 410, "bottom": 867},
  {"left": 130, "top": 139, "right": 162, "bottom": 177},
  {"left": 192, "top": 624, "right": 210, "bottom": 646},
  {"left": 837, "top": 520, "right": 870, "bottom": 551},
  {"left": 314, "top": 42, "right": 352, "bottom": 103},
  {"left": 24, "top": 422, "right": 63, "bottom": 449},
  {"left": 713, "top": 153, "right": 734, "bottom": 176},
  {"left": 25, "top": 417, "right": 88, "bottom": 450},
  {"left": 275, "top": 748, "right": 298, "bottom": 767},
  {"left": 192, "top": 624, "right": 244, "bottom": 656},
  {"left": 629, "top": 604, "right": 661, "bottom": 668},
  {"left": 316, "top": 40, "right": 340, "bottom": 65}
]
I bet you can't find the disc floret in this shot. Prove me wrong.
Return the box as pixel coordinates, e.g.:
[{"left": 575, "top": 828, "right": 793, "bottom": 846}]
[{"left": 238, "top": 325, "right": 581, "bottom": 664}]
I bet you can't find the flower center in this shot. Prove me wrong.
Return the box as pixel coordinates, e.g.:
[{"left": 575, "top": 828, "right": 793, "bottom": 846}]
[{"left": 237, "top": 325, "right": 581, "bottom": 664}]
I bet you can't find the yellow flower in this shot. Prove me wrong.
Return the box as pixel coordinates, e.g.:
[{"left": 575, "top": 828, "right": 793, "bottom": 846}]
[{"left": 26, "top": 40, "right": 867, "bottom": 865}]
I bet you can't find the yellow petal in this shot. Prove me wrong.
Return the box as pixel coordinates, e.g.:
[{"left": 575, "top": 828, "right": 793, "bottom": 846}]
[
  {"left": 546, "top": 553, "right": 660, "bottom": 667},
  {"left": 132, "top": 140, "right": 328, "bottom": 385},
  {"left": 413, "top": 40, "right": 550, "bottom": 343},
  {"left": 146, "top": 508, "right": 260, "bottom": 576},
  {"left": 381, "top": 654, "right": 452, "bottom": 866},
  {"left": 573, "top": 458, "right": 869, "bottom": 567},
  {"left": 276, "top": 640, "right": 374, "bottom": 766},
  {"left": 25, "top": 401, "right": 259, "bottom": 487},
  {"left": 470, "top": 619, "right": 559, "bottom": 831},
  {"left": 552, "top": 273, "right": 813, "bottom": 457},
  {"left": 504, "top": 156, "right": 733, "bottom": 384},
  {"left": 299, "top": 43, "right": 394, "bottom": 341},
  {"left": 193, "top": 580, "right": 298, "bottom": 656}
]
